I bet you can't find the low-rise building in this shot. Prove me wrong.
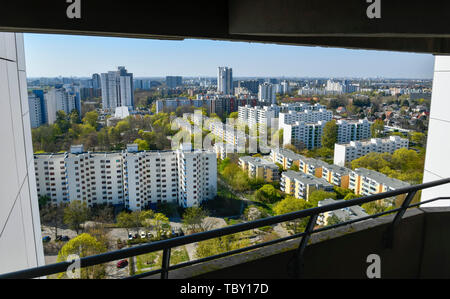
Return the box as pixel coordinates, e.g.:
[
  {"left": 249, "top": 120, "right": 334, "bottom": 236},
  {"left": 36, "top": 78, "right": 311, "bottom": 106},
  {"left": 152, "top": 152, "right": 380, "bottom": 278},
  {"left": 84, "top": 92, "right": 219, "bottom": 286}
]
[
  {"left": 322, "top": 164, "right": 351, "bottom": 188},
  {"left": 280, "top": 170, "right": 334, "bottom": 200},
  {"left": 317, "top": 198, "right": 369, "bottom": 226},
  {"left": 349, "top": 168, "right": 410, "bottom": 196},
  {"left": 270, "top": 148, "right": 303, "bottom": 170},
  {"left": 239, "top": 156, "right": 280, "bottom": 182}
]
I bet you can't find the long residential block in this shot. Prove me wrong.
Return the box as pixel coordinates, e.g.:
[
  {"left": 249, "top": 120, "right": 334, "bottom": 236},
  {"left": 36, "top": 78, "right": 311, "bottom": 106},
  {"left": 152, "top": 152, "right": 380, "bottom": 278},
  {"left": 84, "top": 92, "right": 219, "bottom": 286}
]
[
  {"left": 334, "top": 136, "right": 409, "bottom": 166},
  {"left": 34, "top": 144, "right": 217, "bottom": 211}
]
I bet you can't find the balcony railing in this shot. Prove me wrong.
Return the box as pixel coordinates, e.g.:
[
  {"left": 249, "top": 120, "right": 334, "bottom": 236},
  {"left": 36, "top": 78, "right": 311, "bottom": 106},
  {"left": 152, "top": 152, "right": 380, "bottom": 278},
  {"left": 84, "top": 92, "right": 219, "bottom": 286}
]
[{"left": 1, "top": 177, "right": 450, "bottom": 279}]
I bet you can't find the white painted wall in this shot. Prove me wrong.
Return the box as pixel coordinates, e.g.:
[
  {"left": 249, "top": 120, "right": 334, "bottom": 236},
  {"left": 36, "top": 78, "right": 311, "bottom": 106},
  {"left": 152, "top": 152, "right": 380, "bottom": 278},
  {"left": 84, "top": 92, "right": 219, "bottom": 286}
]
[
  {"left": 422, "top": 56, "right": 450, "bottom": 206},
  {"left": 0, "top": 32, "right": 45, "bottom": 275}
]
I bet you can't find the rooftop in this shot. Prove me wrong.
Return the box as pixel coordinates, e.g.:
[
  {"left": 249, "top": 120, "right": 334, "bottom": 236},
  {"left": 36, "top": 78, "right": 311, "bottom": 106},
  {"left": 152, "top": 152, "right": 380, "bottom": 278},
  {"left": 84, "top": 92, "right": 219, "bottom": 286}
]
[
  {"left": 282, "top": 170, "right": 333, "bottom": 187},
  {"left": 319, "top": 198, "right": 369, "bottom": 220},
  {"left": 353, "top": 168, "right": 411, "bottom": 189},
  {"left": 322, "top": 164, "right": 351, "bottom": 175},
  {"left": 240, "top": 156, "right": 279, "bottom": 169}
]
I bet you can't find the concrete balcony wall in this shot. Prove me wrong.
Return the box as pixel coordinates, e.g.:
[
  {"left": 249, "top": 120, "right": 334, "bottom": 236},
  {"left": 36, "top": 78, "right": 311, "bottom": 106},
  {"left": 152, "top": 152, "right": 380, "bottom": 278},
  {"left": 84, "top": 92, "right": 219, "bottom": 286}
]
[
  {"left": 0, "top": 32, "right": 45, "bottom": 274},
  {"left": 422, "top": 55, "right": 450, "bottom": 206},
  {"left": 145, "top": 207, "right": 450, "bottom": 279}
]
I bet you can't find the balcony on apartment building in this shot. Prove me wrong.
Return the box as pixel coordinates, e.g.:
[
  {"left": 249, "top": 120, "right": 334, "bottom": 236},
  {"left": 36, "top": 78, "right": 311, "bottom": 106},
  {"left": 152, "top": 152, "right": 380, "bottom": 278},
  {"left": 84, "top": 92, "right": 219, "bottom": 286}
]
[{"left": 2, "top": 178, "right": 450, "bottom": 279}]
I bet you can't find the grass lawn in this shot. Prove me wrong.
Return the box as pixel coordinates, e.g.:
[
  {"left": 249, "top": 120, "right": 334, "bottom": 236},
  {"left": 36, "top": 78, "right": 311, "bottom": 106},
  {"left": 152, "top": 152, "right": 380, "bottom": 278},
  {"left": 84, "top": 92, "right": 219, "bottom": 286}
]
[
  {"left": 134, "top": 246, "right": 190, "bottom": 275},
  {"left": 135, "top": 251, "right": 162, "bottom": 274},
  {"left": 243, "top": 193, "right": 276, "bottom": 216},
  {"left": 170, "top": 246, "right": 190, "bottom": 266}
]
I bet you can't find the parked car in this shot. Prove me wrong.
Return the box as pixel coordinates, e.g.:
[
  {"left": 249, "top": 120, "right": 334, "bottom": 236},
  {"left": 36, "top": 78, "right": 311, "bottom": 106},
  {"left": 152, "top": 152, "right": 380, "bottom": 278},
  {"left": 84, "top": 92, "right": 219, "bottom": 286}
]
[
  {"left": 116, "top": 259, "right": 128, "bottom": 269},
  {"left": 42, "top": 236, "right": 51, "bottom": 243},
  {"left": 133, "top": 233, "right": 139, "bottom": 239},
  {"left": 147, "top": 232, "right": 153, "bottom": 239},
  {"left": 61, "top": 236, "right": 70, "bottom": 242},
  {"left": 140, "top": 231, "right": 146, "bottom": 239},
  {"left": 128, "top": 233, "right": 133, "bottom": 240},
  {"left": 178, "top": 229, "right": 185, "bottom": 237}
]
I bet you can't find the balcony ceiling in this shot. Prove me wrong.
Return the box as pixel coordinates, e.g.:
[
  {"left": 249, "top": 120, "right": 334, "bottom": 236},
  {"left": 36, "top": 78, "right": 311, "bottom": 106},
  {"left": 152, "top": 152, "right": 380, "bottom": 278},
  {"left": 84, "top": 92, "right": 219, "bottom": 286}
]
[{"left": 0, "top": 0, "right": 450, "bottom": 54}]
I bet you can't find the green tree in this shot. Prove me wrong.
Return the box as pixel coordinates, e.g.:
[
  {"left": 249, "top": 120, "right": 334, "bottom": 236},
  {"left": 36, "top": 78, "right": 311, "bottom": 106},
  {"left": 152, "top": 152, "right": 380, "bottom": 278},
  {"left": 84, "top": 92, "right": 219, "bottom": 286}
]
[
  {"left": 182, "top": 207, "right": 209, "bottom": 233},
  {"left": 343, "top": 193, "right": 363, "bottom": 200},
  {"left": 55, "top": 110, "right": 71, "bottom": 133},
  {"left": 254, "top": 184, "right": 282, "bottom": 204},
  {"left": 289, "top": 164, "right": 299, "bottom": 171},
  {"left": 134, "top": 138, "right": 149, "bottom": 150},
  {"left": 308, "top": 190, "right": 337, "bottom": 207},
  {"left": 40, "top": 203, "right": 66, "bottom": 240},
  {"left": 38, "top": 195, "right": 50, "bottom": 209},
  {"left": 410, "top": 132, "right": 427, "bottom": 147},
  {"left": 229, "top": 112, "right": 239, "bottom": 119},
  {"left": 82, "top": 111, "right": 99, "bottom": 129},
  {"left": 321, "top": 120, "right": 338, "bottom": 149},
  {"left": 371, "top": 119, "right": 385, "bottom": 138},
  {"left": 139, "top": 210, "right": 155, "bottom": 232},
  {"left": 63, "top": 200, "right": 89, "bottom": 235},
  {"left": 195, "top": 233, "right": 250, "bottom": 259},
  {"left": 273, "top": 196, "right": 313, "bottom": 233},
  {"left": 152, "top": 213, "right": 170, "bottom": 239},
  {"left": 69, "top": 109, "right": 81, "bottom": 124},
  {"left": 116, "top": 211, "right": 134, "bottom": 235},
  {"left": 326, "top": 214, "right": 344, "bottom": 226},
  {"left": 56, "top": 233, "right": 107, "bottom": 279}
]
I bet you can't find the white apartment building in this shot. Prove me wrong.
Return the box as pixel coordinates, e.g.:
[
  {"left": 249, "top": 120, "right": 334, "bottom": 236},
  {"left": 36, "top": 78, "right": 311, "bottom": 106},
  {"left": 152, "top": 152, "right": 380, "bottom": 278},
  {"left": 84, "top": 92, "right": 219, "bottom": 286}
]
[
  {"left": 334, "top": 136, "right": 410, "bottom": 166},
  {"left": 34, "top": 144, "right": 217, "bottom": 211},
  {"left": 281, "top": 120, "right": 327, "bottom": 149},
  {"left": 28, "top": 94, "right": 43, "bottom": 128},
  {"left": 44, "top": 88, "right": 79, "bottom": 124},
  {"left": 279, "top": 109, "right": 333, "bottom": 127},
  {"left": 209, "top": 119, "right": 254, "bottom": 152},
  {"left": 238, "top": 104, "right": 280, "bottom": 130},
  {"left": 124, "top": 150, "right": 179, "bottom": 210},
  {"left": 336, "top": 119, "right": 371, "bottom": 144},
  {"left": 101, "top": 66, "right": 134, "bottom": 111},
  {"left": 258, "top": 82, "right": 276, "bottom": 104},
  {"left": 217, "top": 66, "right": 233, "bottom": 95},
  {"left": 280, "top": 102, "right": 327, "bottom": 112},
  {"left": 178, "top": 146, "right": 217, "bottom": 208}
]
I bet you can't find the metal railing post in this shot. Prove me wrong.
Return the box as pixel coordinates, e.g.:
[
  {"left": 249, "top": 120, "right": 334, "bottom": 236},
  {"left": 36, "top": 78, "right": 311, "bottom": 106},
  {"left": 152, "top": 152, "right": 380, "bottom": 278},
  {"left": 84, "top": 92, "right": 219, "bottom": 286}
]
[
  {"left": 291, "top": 214, "right": 318, "bottom": 279},
  {"left": 383, "top": 191, "right": 417, "bottom": 249},
  {"left": 160, "top": 248, "right": 171, "bottom": 279}
]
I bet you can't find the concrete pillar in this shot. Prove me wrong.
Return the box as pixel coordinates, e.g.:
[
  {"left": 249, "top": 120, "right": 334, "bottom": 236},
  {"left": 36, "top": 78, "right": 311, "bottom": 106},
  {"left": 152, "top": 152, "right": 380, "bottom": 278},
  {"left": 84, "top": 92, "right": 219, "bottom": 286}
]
[
  {"left": 0, "top": 32, "right": 45, "bottom": 274},
  {"left": 422, "top": 56, "right": 450, "bottom": 206}
]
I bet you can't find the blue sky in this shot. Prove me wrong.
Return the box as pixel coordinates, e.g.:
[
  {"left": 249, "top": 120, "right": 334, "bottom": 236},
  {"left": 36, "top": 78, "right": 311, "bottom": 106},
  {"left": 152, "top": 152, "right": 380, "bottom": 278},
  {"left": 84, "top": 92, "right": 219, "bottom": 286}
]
[{"left": 24, "top": 33, "right": 435, "bottom": 79}]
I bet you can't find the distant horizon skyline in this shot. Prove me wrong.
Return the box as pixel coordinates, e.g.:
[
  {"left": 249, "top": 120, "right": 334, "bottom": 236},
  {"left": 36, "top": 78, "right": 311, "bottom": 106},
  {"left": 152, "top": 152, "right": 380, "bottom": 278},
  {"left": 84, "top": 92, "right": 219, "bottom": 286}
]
[
  {"left": 26, "top": 75, "right": 434, "bottom": 80},
  {"left": 24, "top": 34, "right": 435, "bottom": 79}
]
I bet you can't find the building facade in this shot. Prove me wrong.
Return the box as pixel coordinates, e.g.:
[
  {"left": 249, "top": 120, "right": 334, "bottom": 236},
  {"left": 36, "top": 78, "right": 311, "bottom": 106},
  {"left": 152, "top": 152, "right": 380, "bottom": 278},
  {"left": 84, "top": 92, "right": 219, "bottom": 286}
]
[
  {"left": 258, "top": 82, "right": 276, "bottom": 104},
  {"left": 217, "top": 67, "right": 233, "bottom": 95},
  {"left": 239, "top": 156, "right": 280, "bottom": 182},
  {"left": 0, "top": 32, "right": 45, "bottom": 274},
  {"left": 281, "top": 170, "right": 334, "bottom": 200},
  {"left": 334, "top": 136, "right": 410, "bottom": 166},
  {"left": 34, "top": 145, "right": 217, "bottom": 211},
  {"left": 100, "top": 66, "right": 134, "bottom": 111},
  {"left": 336, "top": 119, "right": 371, "bottom": 144}
]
